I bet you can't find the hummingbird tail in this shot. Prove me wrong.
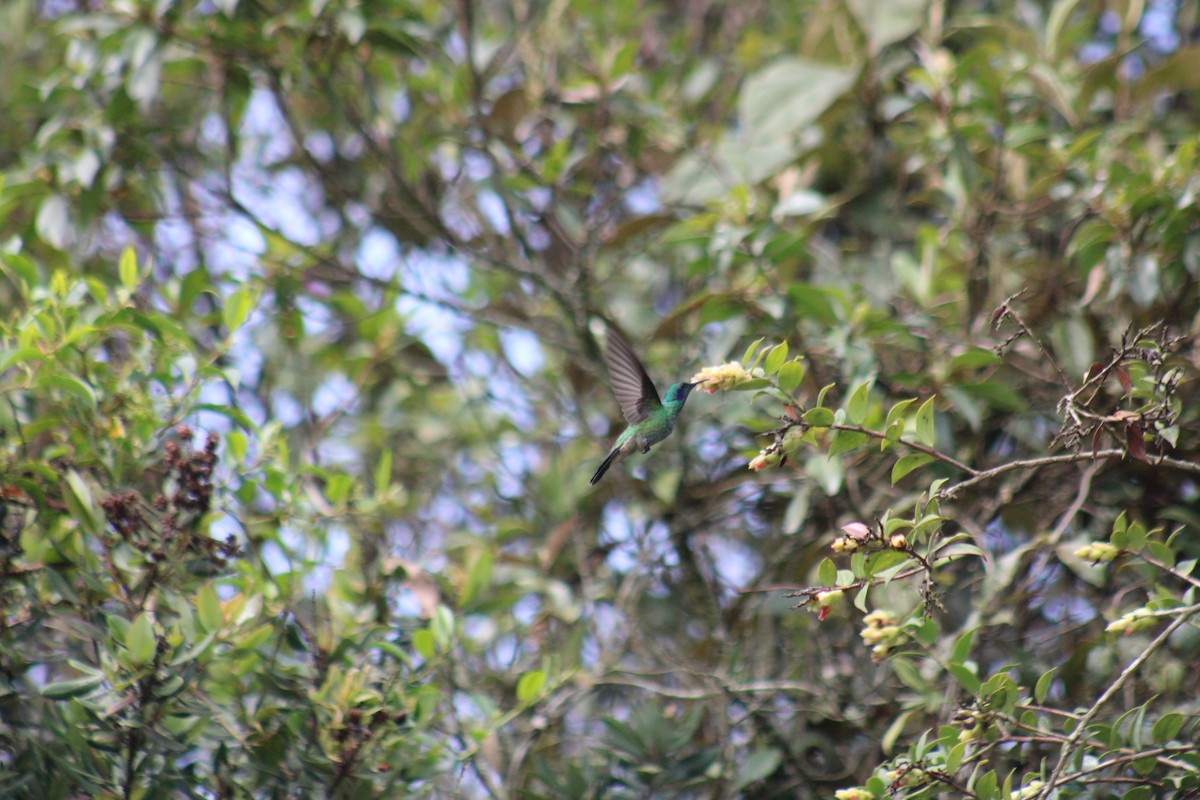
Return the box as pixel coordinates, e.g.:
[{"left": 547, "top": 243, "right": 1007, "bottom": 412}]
[{"left": 589, "top": 448, "right": 621, "bottom": 485}]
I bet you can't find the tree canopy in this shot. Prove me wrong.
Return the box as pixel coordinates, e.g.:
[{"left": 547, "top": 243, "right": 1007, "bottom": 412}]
[{"left": 1, "top": 0, "right": 1199, "bottom": 797}]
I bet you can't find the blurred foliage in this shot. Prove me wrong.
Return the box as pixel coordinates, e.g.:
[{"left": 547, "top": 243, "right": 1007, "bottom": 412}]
[{"left": 2, "top": 0, "right": 1200, "bottom": 797}]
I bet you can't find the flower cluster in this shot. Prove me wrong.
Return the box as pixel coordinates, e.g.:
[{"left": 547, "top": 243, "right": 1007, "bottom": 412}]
[
  {"left": 954, "top": 703, "right": 987, "bottom": 743},
  {"left": 690, "top": 361, "right": 751, "bottom": 393},
  {"left": 860, "top": 609, "right": 903, "bottom": 660},
  {"left": 831, "top": 521, "right": 871, "bottom": 553},
  {"left": 883, "top": 764, "right": 925, "bottom": 789},
  {"left": 1075, "top": 541, "right": 1119, "bottom": 562}
]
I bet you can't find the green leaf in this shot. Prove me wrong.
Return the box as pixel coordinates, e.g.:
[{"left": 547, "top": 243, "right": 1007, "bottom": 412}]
[
  {"left": 194, "top": 403, "right": 256, "bottom": 431},
  {"left": 38, "top": 373, "right": 98, "bottom": 412},
  {"left": 817, "top": 558, "right": 837, "bottom": 585},
  {"left": 119, "top": 245, "right": 139, "bottom": 291},
  {"left": 948, "top": 347, "right": 1002, "bottom": 372},
  {"left": 882, "top": 420, "right": 904, "bottom": 447},
  {"left": 1111, "top": 526, "right": 1129, "bottom": 550},
  {"left": 0, "top": 346, "right": 45, "bottom": 372},
  {"left": 739, "top": 58, "right": 859, "bottom": 147},
  {"left": 1046, "top": 0, "right": 1088, "bottom": 62},
  {"left": 846, "top": 379, "right": 871, "bottom": 425},
  {"left": 777, "top": 360, "right": 804, "bottom": 394},
  {"left": 974, "top": 770, "right": 998, "bottom": 800},
  {"left": 741, "top": 337, "right": 765, "bottom": 367},
  {"left": 881, "top": 708, "right": 913, "bottom": 754},
  {"left": 890, "top": 657, "right": 926, "bottom": 692},
  {"left": 516, "top": 670, "right": 546, "bottom": 703},
  {"left": 431, "top": 605, "right": 455, "bottom": 648},
  {"left": 945, "top": 741, "right": 966, "bottom": 773},
  {"left": 900, "top": 620, "right": 929, "bottom": 650},
  {"left": 461, "top": 548, "right": 494, "bottom": 608},
  {"left": 829, "top": 429, "right": 869, "bottom": 456},
  {"left": 846, "top": 0, "right": 926, "bottom": 54},
  {"left": 885, "top": 398, "right": 916, "bottom": 428},
  {"left": 732, "top": 378, "right": 772, "bottom": 391},
  {"left": 803, "top": 407, "right": 835, "bottom": 427},
  {"left": 957, "top": 381, "right": 1027, "bottom": 411},
  {"left": 854, "top": 583, "right": 870, "bottom": 612},
  {"left": 1126, "top": 521, "right": 1147, "bottom": 551},
  {"left": 730, "top": 748, "right": 782, "bottom": 793},
  {"left": 763, "top": 342, "right": 788, "bottom": 374},
  {"left": 951, "top": 627, "right": 976, "bottom": 664},
  {"left": 61, "top": 324, "right": 98, "bottom": 348},
  {"left": 915, "top": 396, "right": 936, "bottom": 447},
  {"left": 127, "top": 613, "right": 157, "bottom": 666},
  {"left": 1, "top": 252, "right": 39, "bottom": 292},
  {"left": 947, "top": 663, "right": 980, "bottom": 695},
  {"left": 413, "top": 629, "right": 436, "bottom": 659},
  {"left": 865, "top": 550, "right": 908, "bottom": 577},
  {"left": 226, "top": 430, "right": 247, "bottom": 463},
  {"left": 1152, "top": 712, "right": 1184, "bottom": 743},
  {"left": 374, "top": 450, "right": 393, "bottom": 496},
  {"left": 815, "top": 382, "right": 835, "bottom": 408},
  {"left": 324, "top": 473, "right": 354, "bottom": 504},
  {"left": 1132, "top": 755, "right": 1157, "bottom": 776},
  {"left": 196, "top": 585, "right": 222, "bottom": 632},
  {"left": 223, "top": 286, "right": 258, "bottom": 334},
  {"left": 1035, "top": 668, "right": 1056, "bottom": 704},
  {"left": 63, "top": 470, "right": 102, "bottom": 536},
  {"left": 891, "top": 453, "right": 933, "bottom": 484},
  {"left": 1146, "top": 540, "right": 1175, "bottom": 566},
  {"left": 170, "top": 630, "right": 218, "bottom": 667},
  {"left": 39, "top": 674, "right": 104, "bottom": 699},
  {"left": 232, "top": 624, "right": 274, "bottom": 652}
]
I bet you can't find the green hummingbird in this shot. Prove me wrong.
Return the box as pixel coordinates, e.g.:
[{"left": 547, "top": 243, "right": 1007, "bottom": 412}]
[{"left": 589, "top": 329, "right": 706, "bottom": 485}]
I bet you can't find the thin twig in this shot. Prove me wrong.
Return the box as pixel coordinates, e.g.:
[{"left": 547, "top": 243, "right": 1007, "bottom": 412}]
[
  {"left": 831, "top": 423, "right": 978, "bottom": 475},
  {"left": 939, "top": 450, "right": 1200, "bottom": 500}
]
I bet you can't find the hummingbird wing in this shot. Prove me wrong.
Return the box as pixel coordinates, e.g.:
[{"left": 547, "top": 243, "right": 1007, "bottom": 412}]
[{"left": 604, "top": 328, "right": 662, "bottom": 425}]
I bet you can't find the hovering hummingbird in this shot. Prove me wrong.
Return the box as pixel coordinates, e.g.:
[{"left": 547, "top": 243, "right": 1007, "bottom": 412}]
[{"left": 589, "top": 329, "right": 706, "bottom": 485}]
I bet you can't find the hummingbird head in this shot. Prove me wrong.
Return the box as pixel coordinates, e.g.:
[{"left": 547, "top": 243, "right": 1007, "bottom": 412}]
[{"left": 664, "top": 378, "right": 706, "bottom": 405}]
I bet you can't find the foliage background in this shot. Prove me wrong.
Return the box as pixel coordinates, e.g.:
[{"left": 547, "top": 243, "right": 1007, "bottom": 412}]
[{"left": 1, "top": 0, "right": 1199, "bottom": 797}]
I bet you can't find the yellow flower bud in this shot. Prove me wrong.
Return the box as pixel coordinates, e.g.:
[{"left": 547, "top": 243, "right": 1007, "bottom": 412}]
[
  {"left": 1106, "top": 608, "right": 1157, "bottom": 635},
  {"left": 831, "top": 536, "right": 859, "bottom": 553},
  {"left": 863, "top": 610, "right": 897, "bottom": 628},
  {"left": 834, "top": 790, "right": 873, "bottom": 800},
  {"left": 861, "top": 624, "right": 902, "bottom": 646},
  {"left": 748, "top": 449, "right": 782, "bottom": 471},
  {"left": 1074, "top": 542, "right": 1118, "bottom": 562},
  {"left": 816, "top": 589, "right": 844, "bottom": 607}
]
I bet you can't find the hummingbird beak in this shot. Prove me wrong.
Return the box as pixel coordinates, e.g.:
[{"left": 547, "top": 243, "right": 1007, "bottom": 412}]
[{"left": 689, "top": 378, "right": 709, "bottom": 387}]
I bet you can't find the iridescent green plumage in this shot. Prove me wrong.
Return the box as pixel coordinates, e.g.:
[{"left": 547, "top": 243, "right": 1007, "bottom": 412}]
[{"left": 590, "top": 330, "right": 704, "bottom": 485}]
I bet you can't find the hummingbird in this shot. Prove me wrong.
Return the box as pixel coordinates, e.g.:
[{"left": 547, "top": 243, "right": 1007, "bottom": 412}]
[{"left": 589, "top": 329, "right": 706, "bottom": 485}]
